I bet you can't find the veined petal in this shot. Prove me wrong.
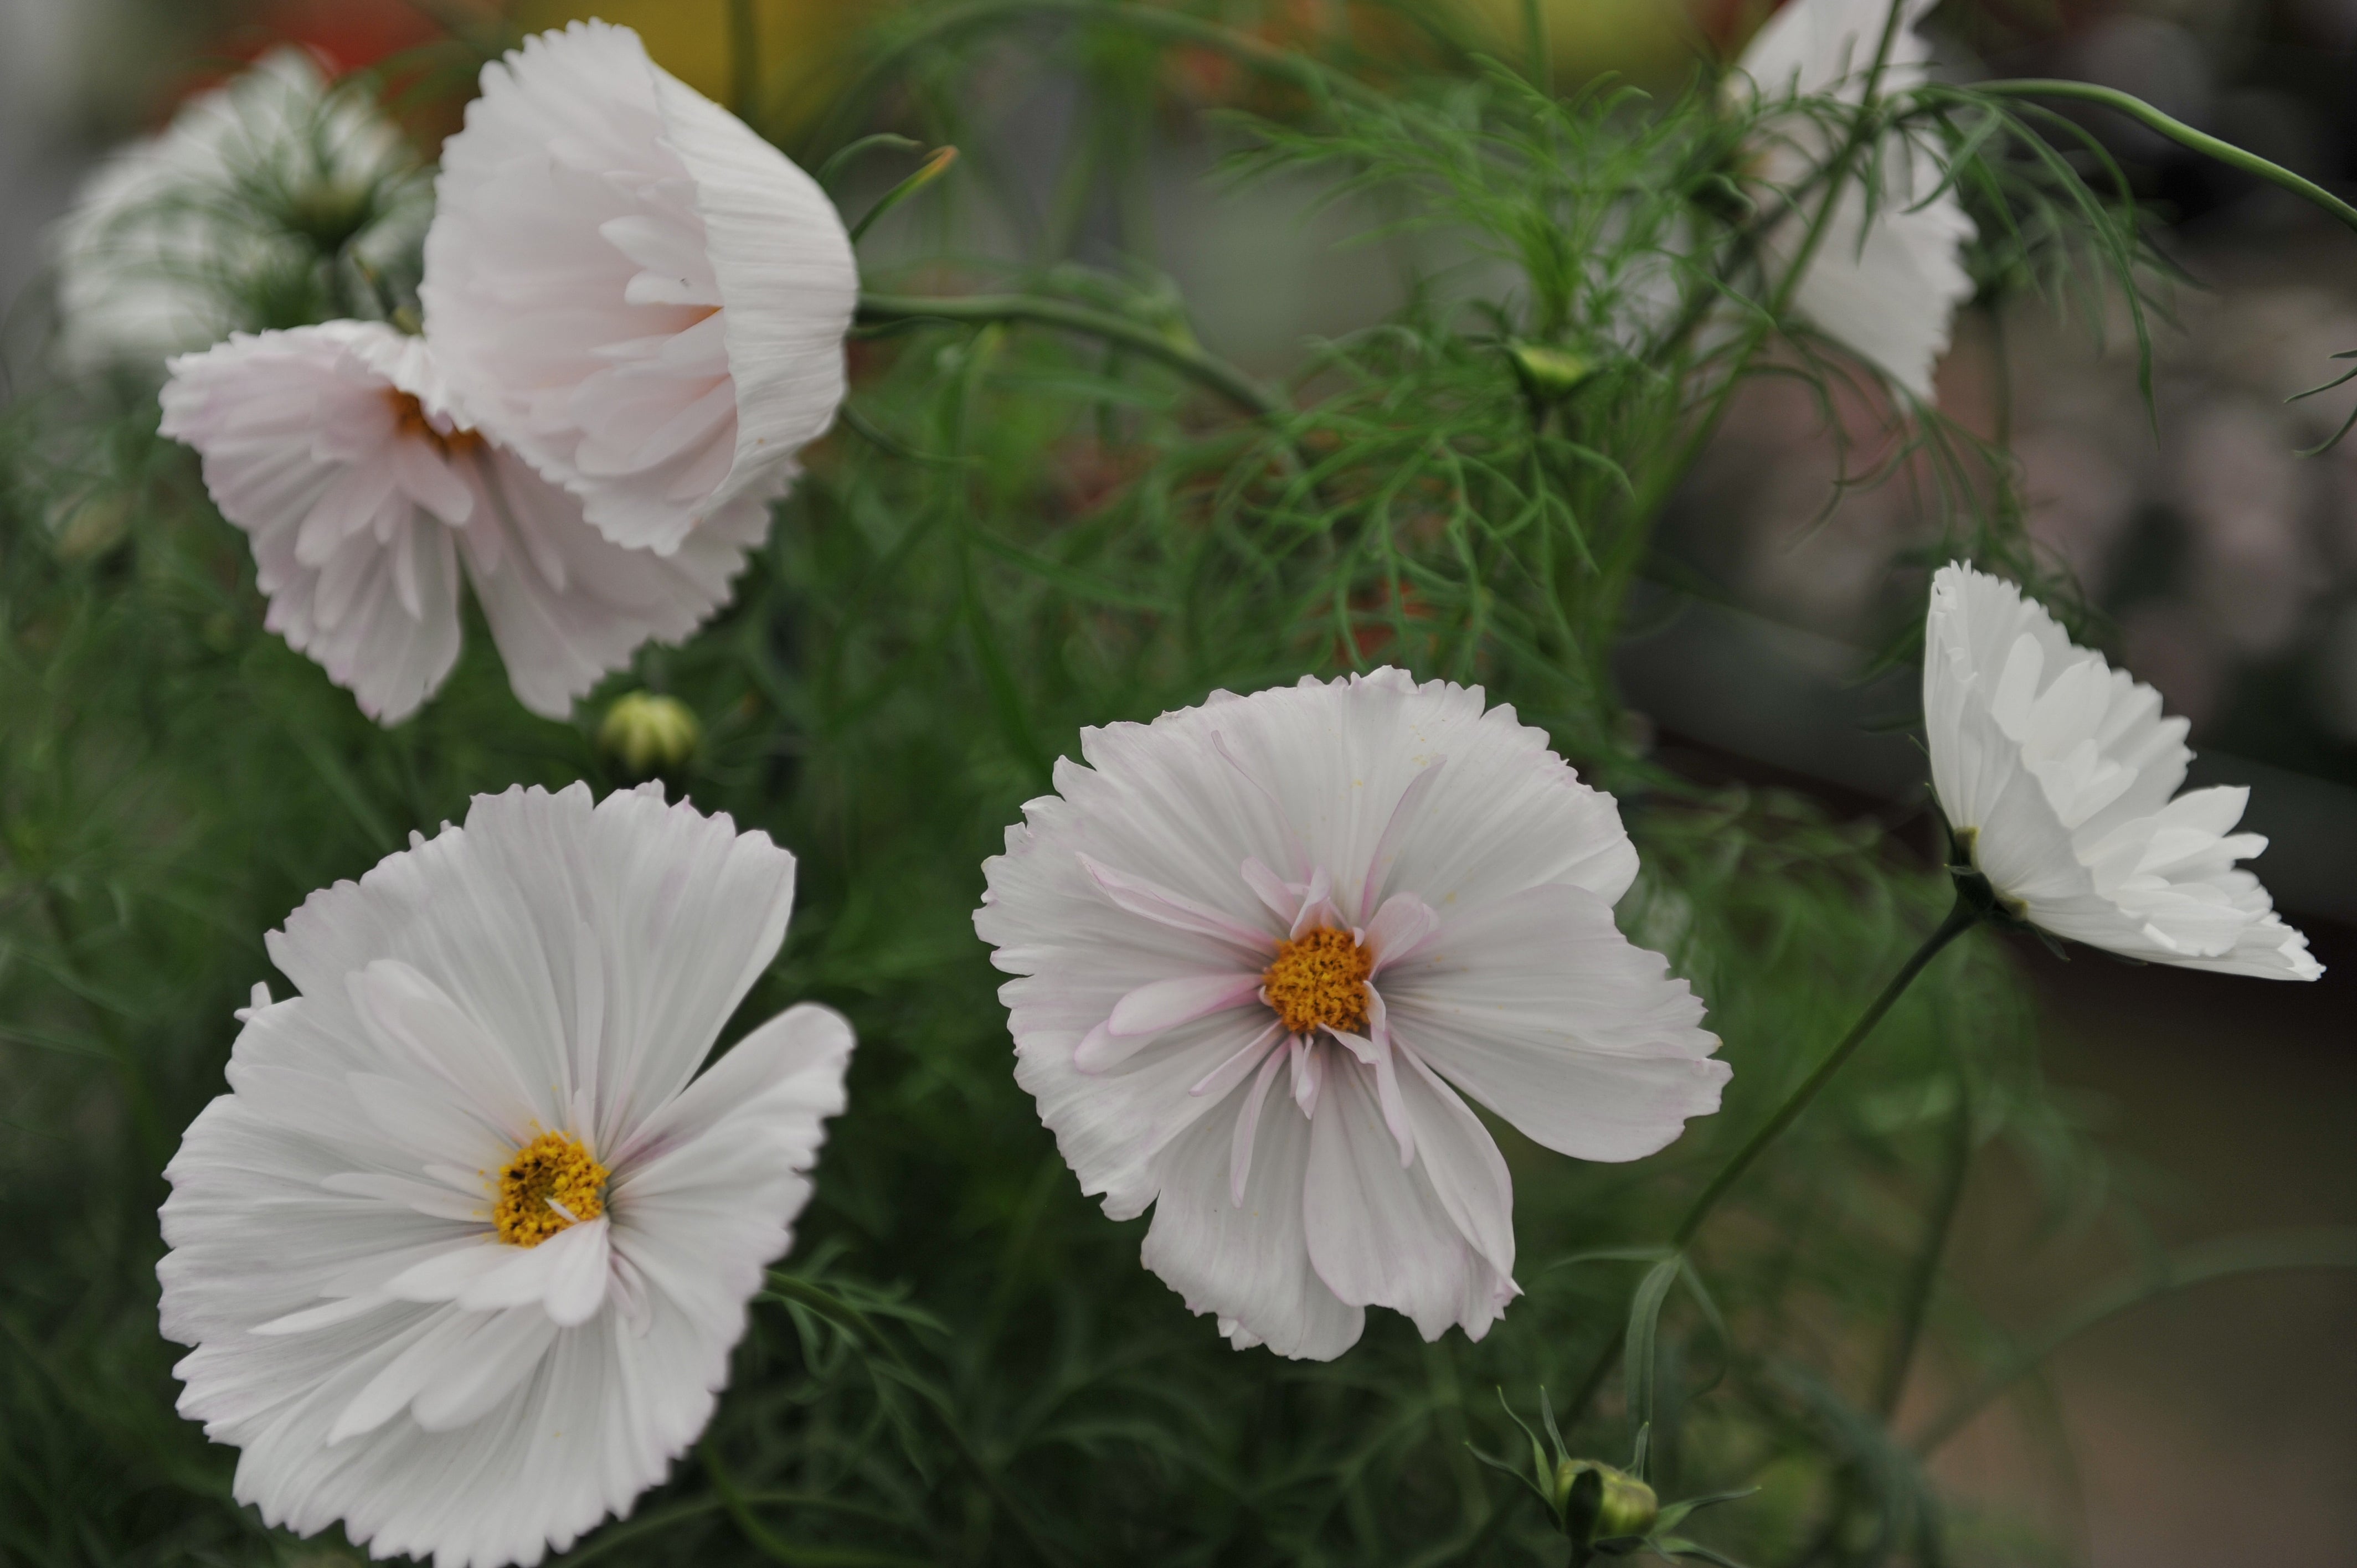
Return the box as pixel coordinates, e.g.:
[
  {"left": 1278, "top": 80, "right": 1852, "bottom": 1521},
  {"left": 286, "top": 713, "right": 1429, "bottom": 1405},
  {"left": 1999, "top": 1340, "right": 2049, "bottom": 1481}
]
[
  {"left": 979, "top": 669, "right": 1719, "bottom": 1353},
  {"left": 421, "top": 20, "right": 856, "bottom": 556},
  {"left": 1923, "top": 564, "right": 2319, "bottom": 981},
  {"left": 1303, "top": 1060, "right": 1515, "bottom": 1343},
  {"left": 159, "top": 784, "right": 853, "bottom": 1568},
  {"left": 1141, "top": 1077, "right": 1364, "bottom": 1361}
]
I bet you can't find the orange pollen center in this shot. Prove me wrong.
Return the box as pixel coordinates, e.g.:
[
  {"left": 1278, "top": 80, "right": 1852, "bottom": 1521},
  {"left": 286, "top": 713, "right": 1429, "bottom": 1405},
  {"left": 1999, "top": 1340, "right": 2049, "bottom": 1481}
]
[
  {"left": 1260, "top": 927, "right": 1372, "bottom": 1036},
  {"left": 493, "top": 1131, "right": 608, "bottom": 1249},
  {"left": 386, "top": 388, "right": 483, "bottom": 456}
]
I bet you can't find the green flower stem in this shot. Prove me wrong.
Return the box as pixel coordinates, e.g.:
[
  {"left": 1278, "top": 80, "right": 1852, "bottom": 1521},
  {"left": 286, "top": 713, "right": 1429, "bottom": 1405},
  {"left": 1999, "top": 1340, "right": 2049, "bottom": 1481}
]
[
  {"left": 728, "top": 0, "right": 760, "bottom": 124},
  {"left": 856, "top": 291, "right": 1280, "bottom": 421},
  {"left": 1977, "top": 79, "right": 2357, "bottom": 239},
  {"left": 1672, "top": 887, "right": 1980, "bottom": 1250},
  {"left": 1563, "top": 887, "right": 1983, "bottom": 1421}
]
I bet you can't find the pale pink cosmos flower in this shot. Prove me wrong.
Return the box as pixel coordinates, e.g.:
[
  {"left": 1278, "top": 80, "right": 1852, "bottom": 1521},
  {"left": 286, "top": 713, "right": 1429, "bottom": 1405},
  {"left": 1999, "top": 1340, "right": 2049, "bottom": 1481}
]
[
  {"left": 159, "top": 320, "right": 759, "bottom": 724},
  {"left": 159, "top": 782, "right": 852, "bottom": 1568},
  {"left": 976, "top": 669, "right": 1728, "bottom": 1360},
  {"left": 422, "top": 21, "right": 858, "bottom": 557}
]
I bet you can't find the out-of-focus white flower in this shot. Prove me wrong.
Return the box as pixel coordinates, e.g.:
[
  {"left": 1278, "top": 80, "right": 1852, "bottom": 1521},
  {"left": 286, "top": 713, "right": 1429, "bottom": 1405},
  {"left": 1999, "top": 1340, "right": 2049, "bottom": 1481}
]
[
  {"left": 159, "top": 321, "right": 761, "bottom": 724},
  {"left": 976, "top": 669, "right": 1727, "bottom": 1360},
  {"left": 1926, "top": 563, "right": 2320, "bottom": 979},
  {"left": 422, "top": 22, "right": 857, "bottom": 557},
  {"left": 49, "top": 48, "right": 429, "bottom": 370},
  {"left": 159, "top": 782, "right": 853, "bottom": 1568},
  {"left": 1735, "top": 0, "right": 1976, "bottom": 402}
]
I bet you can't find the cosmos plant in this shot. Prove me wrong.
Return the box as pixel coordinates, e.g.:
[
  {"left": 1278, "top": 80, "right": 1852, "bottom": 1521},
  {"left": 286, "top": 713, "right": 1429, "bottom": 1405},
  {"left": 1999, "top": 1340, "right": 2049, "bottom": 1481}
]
[{"left": 11, "top": 2, "right": 2354, "bottom": 1565}]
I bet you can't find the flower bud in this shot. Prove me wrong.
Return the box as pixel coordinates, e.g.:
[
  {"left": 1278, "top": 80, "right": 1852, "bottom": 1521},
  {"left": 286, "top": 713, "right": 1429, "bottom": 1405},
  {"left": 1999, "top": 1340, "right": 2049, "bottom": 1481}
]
[
  {"left": 1553, "top": 1459, "right": 1659, "bottom": 1542},
  {"left": 1507, "top": 341, "right": 1597, "bottom": 403},
  {"left": 599, "top": 693, "right": 699, "bottom": 775}
]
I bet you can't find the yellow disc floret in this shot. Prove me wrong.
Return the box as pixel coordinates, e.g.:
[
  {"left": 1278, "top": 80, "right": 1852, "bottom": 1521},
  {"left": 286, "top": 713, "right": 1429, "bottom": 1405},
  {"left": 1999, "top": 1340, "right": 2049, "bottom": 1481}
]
[
  {"left": 1260, "top": 927, "right": 1372, "bottom": 1036},
  {"left": 494, "top": 1131, "right": 608, "bottom": 1248}
]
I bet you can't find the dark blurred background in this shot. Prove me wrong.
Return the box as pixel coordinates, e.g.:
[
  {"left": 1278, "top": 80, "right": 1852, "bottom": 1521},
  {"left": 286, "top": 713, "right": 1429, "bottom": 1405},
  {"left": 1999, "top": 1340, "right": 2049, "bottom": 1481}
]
[{"left": 0, "top": 2, "right": 2349, "bottom": 1562}]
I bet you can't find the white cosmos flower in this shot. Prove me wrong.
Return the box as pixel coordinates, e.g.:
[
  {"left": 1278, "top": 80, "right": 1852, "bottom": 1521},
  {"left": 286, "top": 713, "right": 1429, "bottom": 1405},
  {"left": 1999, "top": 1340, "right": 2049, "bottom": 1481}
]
[
  {"left": 50, "top": 47, "right": 429, "bottom": 370},
  {"left": 1926, "top": 563, "right": 2320, "bottom": 979},
  {"left": 975, "top": 669, "right": 1728, "bottom": 1360},
  {"left": 159, "top": 320, "right": 761, "bottom": 724},
  {"left": 1736, "top": 0, "right": 1976, "bottom": 402},
  {"left": 158, "top": 782, "right": 853, "bottom": 1568},
  {"left": 421, "top": 21, "right": 858, "bottom": 557}
]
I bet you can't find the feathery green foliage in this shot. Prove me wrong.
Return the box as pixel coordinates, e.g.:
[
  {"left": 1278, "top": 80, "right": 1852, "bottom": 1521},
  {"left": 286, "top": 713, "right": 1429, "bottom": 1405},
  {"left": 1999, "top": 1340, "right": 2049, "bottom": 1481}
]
[{"left": 1, "top": 4, "right": 2341, "bottom": 1566}]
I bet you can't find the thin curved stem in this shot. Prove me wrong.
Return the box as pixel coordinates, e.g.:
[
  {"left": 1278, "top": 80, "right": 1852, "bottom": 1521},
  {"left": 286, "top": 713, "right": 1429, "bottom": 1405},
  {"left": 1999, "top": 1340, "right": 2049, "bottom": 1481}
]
[
  {"left": 1562, "top": 888, "right": 1982, "bottom": 1422},
  {"left": 1976, "top": 79, "right": 2357, "bottom": 238},
  {"left": 856, "top": 291, "right": 1280, "bottom": 420},
  {"left": 1674, "top": 888, "right": 1980, "bottom": 1251}
]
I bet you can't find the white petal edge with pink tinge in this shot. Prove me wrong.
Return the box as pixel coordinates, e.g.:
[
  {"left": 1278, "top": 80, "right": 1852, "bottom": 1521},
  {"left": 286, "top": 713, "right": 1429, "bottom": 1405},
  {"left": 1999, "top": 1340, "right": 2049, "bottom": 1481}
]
[
  {"left": 158, "top": 783, "right": 853, "bottom": 1567},
  {"left": 161, "top": 321, "right": 761, "bottom": 724},
  {"left": 976, "top": 668, "right": 1728, "bottom": 1360},
  {"left": 422, "top": 20, "right": 857, "bottom": 557}
]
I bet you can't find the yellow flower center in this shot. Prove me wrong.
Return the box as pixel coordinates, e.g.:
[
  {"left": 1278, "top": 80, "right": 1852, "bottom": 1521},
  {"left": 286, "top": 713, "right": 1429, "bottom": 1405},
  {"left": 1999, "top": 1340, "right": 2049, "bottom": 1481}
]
[
  {"left": 1261, "top": 927, "right": 1371, "bottom": 1036},
  {"left": 385, "top": 388, "right": 483, "bottom": 457},
  {"left": 493, "top": 1131, "right": 608, "bottom": 1249}
]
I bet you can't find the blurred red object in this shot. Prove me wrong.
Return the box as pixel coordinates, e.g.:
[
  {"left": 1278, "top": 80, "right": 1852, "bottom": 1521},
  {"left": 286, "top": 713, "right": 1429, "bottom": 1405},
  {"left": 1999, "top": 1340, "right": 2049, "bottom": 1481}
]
[{"left": 236, "top": 0, "right": 449, "bottom": 73}]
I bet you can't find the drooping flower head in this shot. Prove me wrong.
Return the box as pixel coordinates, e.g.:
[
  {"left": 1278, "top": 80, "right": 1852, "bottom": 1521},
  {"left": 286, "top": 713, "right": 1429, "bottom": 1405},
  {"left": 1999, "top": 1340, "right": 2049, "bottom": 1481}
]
[
  {"left": 1926, "top": 563, "right": 2320, "bottom": 979},
  {"left": 159, "top": 321, "right": 761, "bottom": 723},
  {"left": 976, "top": 669, "right": 1727, "bottom": 1360},
  {"left": 50, "top": 48, "right": 430, "bottom": 370},
  {"left": 421, "top": 21, "right": 858, "bottom": 556},
  {"left": 1734, "top": 0, "right": 1975, "bottom": 401},
  {"left": 159, "top": 783, "right": 854, "bottom": 1566}
]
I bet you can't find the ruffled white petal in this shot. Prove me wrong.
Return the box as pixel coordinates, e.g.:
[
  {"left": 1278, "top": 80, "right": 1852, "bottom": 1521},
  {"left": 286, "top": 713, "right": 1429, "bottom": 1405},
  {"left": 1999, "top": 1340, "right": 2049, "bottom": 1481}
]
[
  {"left": 1924, "top": 564, "right": 2320, "bottom": 979},
  {"left": 421, "top": 20, "right": 857, "bottom": 555},
  {"left": 1379, "top": 883, "right": 1727, "bottom": 1160},
  {"left": 160, "top": 321, "right": 753, "bottom": 725},
  {"left": 161, "top": 322, "right": 465, "bottom": 721},
  {"left": 1141, "top": 1074, "right": 1365, "bottom": 1361},
  {"left": 159, "top": 784, "right": 852, "bottom": 1567},
  {"left": 1302, "top": 1059, "right": 1517, "bottom": 1343},
  {"left": 1737, "top": 0, "right": 1976, "bottom": 401},
  {"left": 979, "top": 668, "right": 1726, "bottom": 1358}
]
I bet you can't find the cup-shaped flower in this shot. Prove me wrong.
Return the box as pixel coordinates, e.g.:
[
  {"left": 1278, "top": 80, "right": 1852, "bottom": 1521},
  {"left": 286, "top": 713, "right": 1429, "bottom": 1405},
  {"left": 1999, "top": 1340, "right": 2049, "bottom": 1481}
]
[
  {"left": 158, "top": 782, "right": 854, "bottom": 1567},
  {"left": 1926, "top": 563, "right": 2320, "bottom": 979},
  {"left": 976, "top": 669, "right": 1728, "bottom": 1360},
  {"left": 421, "top": 21, "right": 858, "bottom": 556},
  {"left": 49, "top": 48, "right": 429, "bottom": 370},
  {"left": 160, "top": 320, "right": 761, "bottom": 723},
  {"left": 1734, "top": 0, "right": 1975, "bottom": 402}
]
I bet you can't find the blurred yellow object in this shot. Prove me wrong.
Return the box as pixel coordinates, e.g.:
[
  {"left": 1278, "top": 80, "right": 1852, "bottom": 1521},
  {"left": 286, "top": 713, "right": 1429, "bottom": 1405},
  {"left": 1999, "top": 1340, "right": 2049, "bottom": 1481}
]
[
  {"left": 513, "top": 0, "right": 894, "bottom": 131},
  {"left": 1452, "top": 0, "right": 1701, "bottom": 83},
  {"left": 599, "top": 692, "right": 701, "bottom": 774}
]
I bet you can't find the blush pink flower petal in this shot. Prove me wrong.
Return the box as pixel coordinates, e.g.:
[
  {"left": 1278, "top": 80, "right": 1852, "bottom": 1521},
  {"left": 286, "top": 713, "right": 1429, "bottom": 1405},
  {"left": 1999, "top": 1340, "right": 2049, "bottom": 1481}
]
[
  {"left": 158, "top": 783, "right": 854, "bottom": 1568},
  {"left": 421, "top": 21, "right": 857, "bottom": 556},
  {"left": 976, "top": 668, "right": 1728, "bottom": 1360},
  {"left": 160, "top": 321, "right": 760, "bottom": 723}
]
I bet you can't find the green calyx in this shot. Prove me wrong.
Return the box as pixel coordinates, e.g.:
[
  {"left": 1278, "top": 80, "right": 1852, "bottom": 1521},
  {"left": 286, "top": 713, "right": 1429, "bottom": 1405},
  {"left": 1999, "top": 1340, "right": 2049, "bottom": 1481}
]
[
  {"left": 599, "top": 692, "right": 701, "bottom": 776},
  {"left": 1507, "top": 339, "right": 1599, "bottom": 403},
  {"left": 1555, "top": 1459, "right": 1660, "bottom": 1546}
]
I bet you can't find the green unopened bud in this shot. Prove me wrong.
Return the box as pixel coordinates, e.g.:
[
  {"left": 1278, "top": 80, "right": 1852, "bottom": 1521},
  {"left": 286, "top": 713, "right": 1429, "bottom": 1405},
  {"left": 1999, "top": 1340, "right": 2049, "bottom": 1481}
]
[
  {"left": 1553, "top": 1459, "right": 1658, "bottom": 1542},
  {"left": 1507, "top": 340, "right": 1597, "bottom": 403},
  {"left": 599, "top": 693, "right": 699, "bottom": 775}
]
